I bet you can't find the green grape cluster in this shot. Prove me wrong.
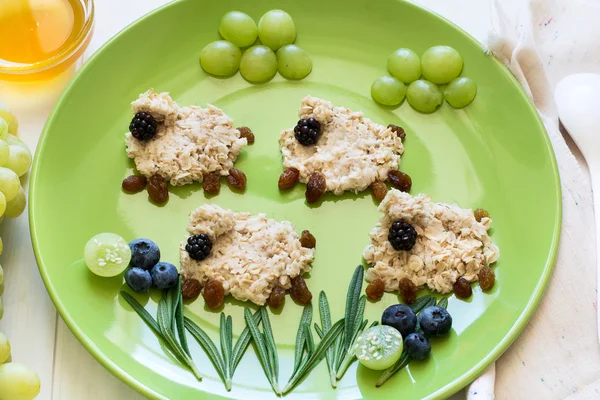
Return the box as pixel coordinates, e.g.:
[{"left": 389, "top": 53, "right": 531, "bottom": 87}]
[
  {"left": 200, "top": 10, "right": 312, "bottom": 83},
  {"left": 371, "top": 46, "right": 477, "bottom": 112},
  {"left": 0, "top": 104, "right": 41, "bottom": 400}
]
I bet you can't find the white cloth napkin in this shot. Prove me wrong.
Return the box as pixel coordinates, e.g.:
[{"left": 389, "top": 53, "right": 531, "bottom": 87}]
[{"left": 466, "top": 0, "right": 600, "bottom": 398}]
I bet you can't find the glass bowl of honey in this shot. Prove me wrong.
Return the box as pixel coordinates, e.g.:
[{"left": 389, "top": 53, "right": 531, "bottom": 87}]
[{"left": 0, "top": 0, "right": 94, "bottom": 80}]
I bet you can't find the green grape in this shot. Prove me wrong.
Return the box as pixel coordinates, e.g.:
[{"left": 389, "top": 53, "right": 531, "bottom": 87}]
[
  {"left": 84, "top": 233, "right": 131, "bottom": 277},
  {"left": 0, "top": 332, "right": 10, "bottom": 364},
  {"left": 5, "top": 146, "right": 31, "bottom": 177},
  {"left": 0, "top": 237, "right": 3, "bottom": 256},
  {"left": 370, "top": 76, "right": 407, "bottom": 106},
  {"left": 444, "top": 77, "right": 477, "bottom": 109},
  {"left": 0, "top": 363, "right": 41, "bottom": 400},
  {"left": 4, "top": 187, "right": 25, "bottom": 218},
  {"left": 0, "top": 141, "right": 8, "bottom": 168},
  {"left": 0, "top": 168, "right": 18, "bottom": 202},
  {"left": 0, "top": 102, "right": 17, "bottom": 135},
  {"left": 5, "top": 135, "right": 28, "bottom": 151},
  {"left": 406, "top": 79, "right": 444, "bottom": 113},
  {"left": 219, "top": 11, "right": 258, "bottom": 48},
  {"left": 0, "top": 192, "right": 5, "bottom": 217},
  {"left": 239, "top": 45, "right": 278, "bottom": 83},
  {"left": 0, "top": 298, "right": 2, "bottom": 320},
  {"left": 276, "top": 44, "right": 312, "bottom": 80},
  {"left": 388, "top": 48, "right": 421, "bottom": 83},
  {"left": 421, "top": 45, "right": 463, "bottom": 84},
  {"left": 0, "top": 264, "right": 3, "bottom": 296},
  {"left": 258, "top": 10, "right": 296, "bottom": 51},
  {"left": 353, "top": 325, "right": 404, "bottom": 370},
  {"left": 199, "top": 40, "right": 242, "bottom": 77},
  {"left": 0, "top": 119, "right": 7, "bottom": 141}
]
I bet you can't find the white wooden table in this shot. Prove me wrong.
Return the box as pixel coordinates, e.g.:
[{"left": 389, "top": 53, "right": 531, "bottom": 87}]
[{"left": 0, "top": 0, "right": 597, "bottom": 399}]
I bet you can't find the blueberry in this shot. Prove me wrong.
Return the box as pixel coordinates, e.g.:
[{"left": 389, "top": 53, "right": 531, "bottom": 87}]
[
  {"left": 381, "top": 304, "right": 417, "bottom": 338},
  {"left": 129, "top": 238, "right": 160, "bottom": 270},
  {"left": 151, "top": 262, "right": 179, "bottom": 290},
  {"left": 125, "top": 267, "right": 152, "bottom": 293},
  {"left": 418, "top": 306, "right": 452, "bottom": 337},
  {"left": 404, "top": 332, "right": 431, "bottom": 360}
]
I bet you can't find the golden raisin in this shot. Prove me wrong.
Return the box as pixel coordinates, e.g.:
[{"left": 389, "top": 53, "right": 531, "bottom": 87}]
[
  {"left": 203, "top": 172, "right": 221, "bottom": 195},
  {"left": 387, "top": 124, "right": 406, "bottom": 141},
  {"left": 278, "top": 168, "right": 300, "bottom": 190},
  {"left": 453, "top": 277, "right": 472, "bottom": 299},
  {"left": 478, "top": 267, "right": 495, "bottom": 291},
  {"left": 122, "top": 175, "right": 147, "bottom": 192},
  {"left": 267, "top": 286, "right": 286, "bottom": 308},
  {"left": 238, "top": 126, "right": 255, "bottom": 144},
  {"left": 388, "top": 170, "right": 412, "bottom": 192},
  {"left": 147, "top": 174, "right": 169, "bottom": 204},
  {"left": 399, "top": 277, "right": 418, "bottom": 304},
  {"left": 370, "top": 181, "right": 388, "bottom": 202},
  {"left": 365, "top": 279, "right": 385, "bottom": 301},
  {"left": 306, "top": 172, "right": 326, "bottom": 203},
  {"left": 203, "top": 279, "right": 225, "bottom": 309},
  {"left": 181, "top": 278, "right": 202, "bottom": 299},
  {"left": 300, "top": 230, "right": 316, "bottom": 248},
  {"left": 290, "top": 276, "right": 312, "bottom": 305},
  {"left": 474, "top": 208, "right": 490, "bottom": 222},
  {"left": 226, "top": 168, "right": 247, "bottom": 191}
]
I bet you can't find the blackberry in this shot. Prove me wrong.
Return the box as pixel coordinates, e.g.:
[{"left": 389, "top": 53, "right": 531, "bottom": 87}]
[
  {"left": 186, "top": 234, "right": 212, "bottom": 261},
  {"left": 294, "top": 117, "right": 321, "bottom": 145},
  {"left": 129, "top": 112, "right": 158, "bottom": 141},
  {"left": 388, "top": 221, "right": 417, "bottom": 251}
]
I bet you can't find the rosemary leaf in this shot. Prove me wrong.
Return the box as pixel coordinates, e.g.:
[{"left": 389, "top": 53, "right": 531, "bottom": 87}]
[
  {"left": 183, "top": 317, "right": 226, "bottom": 383},
  {"left": 173, "top": 280, "right": 190, "bottom": 357},
  {"left": 317, "top": 291, "right": 336, "bottom": 388},
  {"left": 303, "top": 324, "right": 315, "bottom": 355},
  {"left": 220, "top": 313, "right": 233, "bottom": 390},
  {"left": 314, "top": 323, "right": 323, "bottom": 337},
  {"left": 409, "top": 295, "right": 433, "bottom": 314},
  {"left": 437, "top": 297, "right": 449, "bottom": 310},
  {"left": 120, "top": 291, "right": 161, "bottom": 335},
  {"left": 343, "top": 266, "right": 364, "bottom": 353},
  {"left": 336, "top": 318, "right": 369, "bottom": 380},
  {"left": 260, "top": 307, "right": 279, "bottom": 382},
  {"left": 283, "top": 318, "right": 344, "bottom": 394},
  {"left": 292, "top": 304, "right": 313, "bottom": 375},
  {"left": 231, "top": 309, "right": 260, "bottom": 373},
  {"left": 376, "top": 351, "right": 410, "bottom": 387},
  {"left": 244, "top": 308, "right": 280, "bottom": 394}
]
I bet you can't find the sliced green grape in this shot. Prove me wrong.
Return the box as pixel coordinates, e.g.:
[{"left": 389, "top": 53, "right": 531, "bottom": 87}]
[
  {"left": 84, "top": 233, "right": 131, "bottom": 277},
  {"left": 5, "top": 135, "right": 28, "bottom": 151},
  {"left": 258, "top": 10, "right": 296, "bottom": 51},
  {"left": 353, "top": 325, "right": 404, "bottom": 370},
  {"left": 0, "top": 103, "right": 18, "bottom": 135},
  {"left": 239, "top": 45, "right": 277, "bottom": 83},
  {"left": 219, "top": 11, "right": 258, "bottom": 48},
  {"left": 0, "top": 363, "right": 41, "bottom": 400},
  {"left": 276, "top": 44, "right": 312, "bottom": 80},
  {"left": 388, "top": 48, "right": 421, "bottom": 84},
  {"left": 444, "top": 77, "right": 477, "bottom": 109},
  {"left": 5, "top": 145, "right": 31, "bottom": 177},
  {"left": 0, "top": 332, "right": 10, "bottom": 364},
  {"left": 0, "top": 168, "right": 19, "bottom": 202},
  {"left": 0, "top": 119, "right": 7, "bottom": 141},
  {"left": 199, "top": 40, "right": 242, "bottom": 77},
  {"left": 421, "top": 45, "right": 463, "bottom": 84},
  {"left": 371, "top": 76, "right": 407, "bottom": 106},
  {"left": 406, "top": 79, "right": 444, "bottom": 113},
  {"left": 4, "top": 187, "right": 25, "bottom": 218},
  {"left": 0, "top": 140, "right": 9, "bottom": 167}
]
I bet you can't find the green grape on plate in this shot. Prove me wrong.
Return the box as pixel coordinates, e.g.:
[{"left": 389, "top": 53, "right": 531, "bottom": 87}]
[
  {"left": 199, "top": 40, "right": 242, "bottom": 77},
  {"left": 406, "top": 79, "right": 444, "bottom": 113},
  {"left": 84, "top": 233, "right": 131, "bottom": 277},
  {"left": 0, "top": 140, "right": 9, "bottom": 167},
  {"left": 0, "top": 168, "right": 19, "bottom": 202},
  {"left": 388, "top": 48, "right": 421, "bottom": 84},
  {"left": 371, "top": 76, "right": 407, "bottom": 106},
  {"left": 219, "top": 11, "right": 258, "bottom": 48},
  {"left": 421, "top": 45, "right": 463, "bottom": 84},
  {"left": 5, "top": 145, "right": 31, "bottom": 177},
  {"left": 0, "top": 264, "right": 3, "bottom": 296},
  {"left": 444, "top": 77, "right": 477, "bottom": 108},
  {"left": 276, "top": 44, "right": 312, "bottom": 80},
  {"left": 0, "top": 332, "right": 10, "bottom": 364},
  {"left": 4, "top": 187, "right": 25, "bottom": 218},
  {"left": 5, "top": 135, "right": 27, "bottom": 151},
  {"left": 0, "top": 119, "right": 8, "bottom": 141},
  {"left": 0, "top": 363, "right": 41, "bottom": 400},
  {"left": 0, "top": 103, "right": 17, "bottom": 135},
  {"left": 239, "top": 45, "right": 278, "bottom": 83},
  {"left": 258, "top": 10, "right": 296, "bottom": 51}
]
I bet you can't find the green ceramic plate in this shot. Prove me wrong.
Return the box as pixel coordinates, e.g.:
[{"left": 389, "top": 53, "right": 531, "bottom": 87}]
[{"left": 29, "top": 0, "right": 561, "bottom": 399}]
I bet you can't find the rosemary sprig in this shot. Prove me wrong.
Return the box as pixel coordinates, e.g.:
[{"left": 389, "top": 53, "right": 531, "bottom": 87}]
[
  {"left": 283, "top": 318, "right": 344, "bottom": 394},
  {"left": 184, "top": 316, "right": 227, "bottom": 384},
  {"left": 316, "top": 292, "right": 337, "bottom": 388},
  {"left": 120, "top": 289, "right": 202, "bottom": 381},
  {"left": 231, "top": 309, "right": 261, "bottom": 372},
  {"left": 375, "top": 296, "right": 449, "bottom": 387},
  {"left": 292, "top": 304, "right": 313, "bottom": 377},
  {"left": 244, "top": 307, "right": 281, "bottom": 395},
  {"left": 220, "top": 313, "right": 233, "bottom": 389}
]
